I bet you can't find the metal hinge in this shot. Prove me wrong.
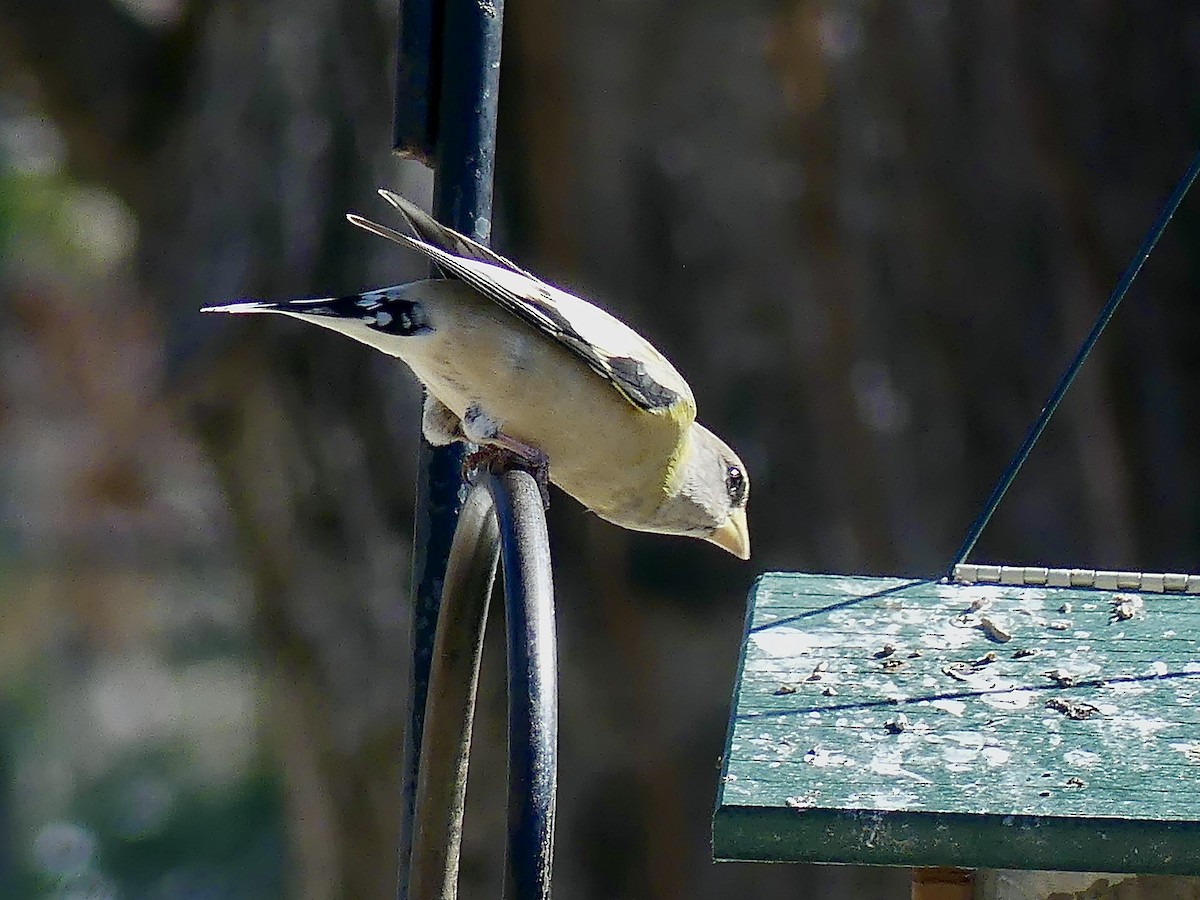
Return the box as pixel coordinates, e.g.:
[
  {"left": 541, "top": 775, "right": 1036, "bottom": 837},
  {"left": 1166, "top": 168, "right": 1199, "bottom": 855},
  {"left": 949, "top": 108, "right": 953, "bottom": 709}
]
[{"left": 953, "top": 563, "right": 1200, "bottom": 594}]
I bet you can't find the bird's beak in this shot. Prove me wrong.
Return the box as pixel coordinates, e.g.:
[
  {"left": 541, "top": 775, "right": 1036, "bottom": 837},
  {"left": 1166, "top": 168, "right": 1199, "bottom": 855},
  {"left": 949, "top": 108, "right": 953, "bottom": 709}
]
[{"left": 706, "top": 507, "right": 750, "bottom": 560}]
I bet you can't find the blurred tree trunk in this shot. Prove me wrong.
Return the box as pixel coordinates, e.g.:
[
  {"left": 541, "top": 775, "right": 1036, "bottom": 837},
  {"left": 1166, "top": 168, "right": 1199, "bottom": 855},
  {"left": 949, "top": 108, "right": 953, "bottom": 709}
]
[
  {"left": 137, "top": 2, "right": 419, "bottom": 893},
  {"left": 1, "top": 1, "right": 418, "bottom": 896}
]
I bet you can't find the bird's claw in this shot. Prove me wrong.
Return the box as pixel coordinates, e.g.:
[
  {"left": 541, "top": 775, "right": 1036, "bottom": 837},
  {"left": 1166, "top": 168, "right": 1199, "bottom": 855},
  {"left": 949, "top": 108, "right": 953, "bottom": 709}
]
[{"left": 462, "top": 445, "right": 551, "bottom": 509}]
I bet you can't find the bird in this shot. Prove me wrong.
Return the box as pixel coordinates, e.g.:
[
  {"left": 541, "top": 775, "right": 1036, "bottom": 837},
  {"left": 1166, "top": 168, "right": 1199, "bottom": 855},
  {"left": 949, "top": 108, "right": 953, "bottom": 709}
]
[{"left": 201, "top": 190, "right": 750, "bottom": 559}]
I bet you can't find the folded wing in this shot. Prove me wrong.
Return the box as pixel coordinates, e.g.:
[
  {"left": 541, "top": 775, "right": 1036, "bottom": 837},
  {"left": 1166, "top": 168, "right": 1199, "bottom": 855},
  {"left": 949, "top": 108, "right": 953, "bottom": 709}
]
[{"left": 348, "top": 199, "right": 695, "bottom": 417}]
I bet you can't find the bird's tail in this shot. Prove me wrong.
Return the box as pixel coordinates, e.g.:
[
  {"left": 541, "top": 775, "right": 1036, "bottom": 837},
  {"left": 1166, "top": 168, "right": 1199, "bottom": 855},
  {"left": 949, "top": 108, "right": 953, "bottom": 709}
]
[{"left": 200, "top": 300, "right": 281, "bottom": 314}]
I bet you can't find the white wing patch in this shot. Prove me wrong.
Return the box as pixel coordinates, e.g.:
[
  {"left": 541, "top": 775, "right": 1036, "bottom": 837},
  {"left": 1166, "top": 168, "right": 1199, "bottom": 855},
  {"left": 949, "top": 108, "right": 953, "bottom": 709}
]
[{"left": 347, "top": 210, "right": 695, "bottom": 416}]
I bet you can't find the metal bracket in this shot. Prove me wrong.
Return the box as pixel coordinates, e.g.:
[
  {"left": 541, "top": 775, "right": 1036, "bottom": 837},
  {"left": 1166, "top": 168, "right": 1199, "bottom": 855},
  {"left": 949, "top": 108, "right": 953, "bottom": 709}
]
[{"left": 405, "top": 466, "right": 557, "bottom": 900}]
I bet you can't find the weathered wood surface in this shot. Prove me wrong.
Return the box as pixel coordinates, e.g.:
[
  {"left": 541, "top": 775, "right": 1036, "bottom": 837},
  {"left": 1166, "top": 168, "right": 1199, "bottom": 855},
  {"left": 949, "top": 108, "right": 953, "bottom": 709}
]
[{"left": 715, "top": 573, "right": 1200, "bottom": 873}]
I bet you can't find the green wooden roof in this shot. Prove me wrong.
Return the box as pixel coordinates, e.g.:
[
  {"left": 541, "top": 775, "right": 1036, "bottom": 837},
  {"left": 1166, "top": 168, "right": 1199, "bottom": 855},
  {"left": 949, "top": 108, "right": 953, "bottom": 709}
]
[{"left": 714, "top": 571, "right": 1200, "bottom": 873}]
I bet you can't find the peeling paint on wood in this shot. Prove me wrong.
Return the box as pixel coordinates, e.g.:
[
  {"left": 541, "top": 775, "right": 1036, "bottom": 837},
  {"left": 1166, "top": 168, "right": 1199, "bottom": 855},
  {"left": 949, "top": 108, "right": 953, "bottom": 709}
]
[{"left": 714, "top": 573, "right": 1200, "bottom": 873}]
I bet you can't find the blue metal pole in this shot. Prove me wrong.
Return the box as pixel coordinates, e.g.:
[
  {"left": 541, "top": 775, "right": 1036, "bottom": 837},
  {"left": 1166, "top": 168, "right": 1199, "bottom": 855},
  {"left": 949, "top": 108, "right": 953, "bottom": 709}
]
[
  {"left": 430, "top": 0, "right": 504, "bottom": 239},
  {"left": 392, "top": 0, "right": 438, "bottom": 163},
  {"left": 394, "top": 0, "right": 505, "bottom": 894}
]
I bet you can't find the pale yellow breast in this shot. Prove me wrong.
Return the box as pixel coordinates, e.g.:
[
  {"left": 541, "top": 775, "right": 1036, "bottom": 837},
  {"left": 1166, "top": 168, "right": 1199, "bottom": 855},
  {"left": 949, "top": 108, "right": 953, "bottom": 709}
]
[{"left": 401, "top": 284, "right": 687, "bottom": 526}]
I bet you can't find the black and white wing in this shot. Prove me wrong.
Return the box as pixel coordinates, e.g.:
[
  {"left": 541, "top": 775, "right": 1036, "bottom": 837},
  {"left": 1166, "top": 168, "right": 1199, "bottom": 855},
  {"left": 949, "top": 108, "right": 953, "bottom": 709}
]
[{"left": 348, "top": 203, "right": 695, "bottom": 417}]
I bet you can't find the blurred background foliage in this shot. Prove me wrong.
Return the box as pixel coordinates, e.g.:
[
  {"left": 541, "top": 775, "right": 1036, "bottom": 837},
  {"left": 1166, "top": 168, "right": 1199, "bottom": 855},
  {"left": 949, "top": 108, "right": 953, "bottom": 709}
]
[{"left": 1, "top": 0, "right": 1199, "bottom": 897}]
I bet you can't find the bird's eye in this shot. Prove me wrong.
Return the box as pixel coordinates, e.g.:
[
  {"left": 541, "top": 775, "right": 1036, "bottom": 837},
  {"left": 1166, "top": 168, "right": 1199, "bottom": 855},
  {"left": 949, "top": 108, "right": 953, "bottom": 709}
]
[{"left": 725, "top": 465, "right": 747, "bottom": 506}]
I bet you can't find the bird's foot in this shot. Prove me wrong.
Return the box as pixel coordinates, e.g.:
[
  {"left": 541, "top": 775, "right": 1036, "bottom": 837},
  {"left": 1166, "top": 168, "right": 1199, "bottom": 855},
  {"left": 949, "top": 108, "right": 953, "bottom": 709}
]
[
  {"left": 458, "top": 402, "right": 550, "bottom": 506},
  {"left": 462, "top": 444, "right": 551, "bottom": 508}
]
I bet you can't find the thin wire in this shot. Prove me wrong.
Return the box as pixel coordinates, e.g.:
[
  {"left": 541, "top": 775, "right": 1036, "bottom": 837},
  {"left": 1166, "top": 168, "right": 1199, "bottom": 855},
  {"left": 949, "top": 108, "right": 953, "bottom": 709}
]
[{"left": 948, "top": 145, "right": 1200, "bottom": 577}]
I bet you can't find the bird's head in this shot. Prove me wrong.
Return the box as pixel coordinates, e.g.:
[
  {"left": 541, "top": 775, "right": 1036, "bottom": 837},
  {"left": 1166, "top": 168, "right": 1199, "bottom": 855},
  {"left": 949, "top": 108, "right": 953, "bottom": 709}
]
[{"left": 656, "top": 424, "right": 750, "bottom": 559}]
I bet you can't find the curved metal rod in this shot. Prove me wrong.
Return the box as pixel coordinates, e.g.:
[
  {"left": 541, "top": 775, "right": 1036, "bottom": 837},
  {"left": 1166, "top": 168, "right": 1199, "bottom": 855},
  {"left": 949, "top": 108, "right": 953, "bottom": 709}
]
[
  {"left": 408, "top": 483, "right": 500, "bottom": 900},
  {"left": 487, "top": 469, "right": 558, "bottom": 900},
  {"left": 405, "top": 468, "right": 558, "bottom": 900}
]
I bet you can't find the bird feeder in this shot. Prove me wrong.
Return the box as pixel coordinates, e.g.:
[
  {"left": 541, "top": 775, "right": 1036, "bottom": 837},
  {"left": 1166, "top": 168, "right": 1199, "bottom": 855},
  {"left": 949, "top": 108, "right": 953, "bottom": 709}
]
[
  {"left": 715, "top": 152, "right": 1200, "bottom": 896},
  {"left": 716, "top": 567, "right": 1200, "bottom": 876}
]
